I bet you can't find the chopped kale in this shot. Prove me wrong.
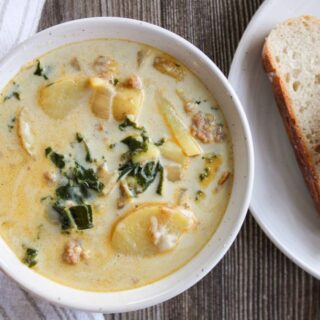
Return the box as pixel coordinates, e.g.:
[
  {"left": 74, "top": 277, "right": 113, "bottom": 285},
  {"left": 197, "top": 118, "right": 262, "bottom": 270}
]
[
  {"left": 195, "top": 190, "right": 205, "bottom": 201},
  {"left": 22, "top": 248, "right": 38, "bottom": 268},
  {"left": 154, "top": 137, "right": 166, "bottom": 146},
  {"left": 45, "top": 147, "right": 52, "bottom": 156},
  {"left": 118, "top": 160, "right": 162, "bottom": 196},
  {"left": 7, "top": 117, "right": 16, "bottom": 131},
  {"left": 76, "top": 133, "right": 92, "bottom": 162},
  {"left": 195, "top": 100, "right": 201, "bottom": 104},
  {"left": 69, "top": 205, "right": 93, "bottom": 230},
  {"left": 4, "top": 83, "right": 21, "bottom": 102},
  {"left": 121, "top": 134, "right": 148, "bottom": 154},
  {"left": 118, "top": 117, "right": 144, "bottom": 131},
  {"left": 72, "top": 162, "right": 104, "bottom": 193},
  {"left": 52, "top": 201, "right": 77, "bottom": 230},
  {"left": 118, "top": 126, "right": 164, "bottom": 196},
  {"left": 55, "top": 184, "right": 85, "bottom": 203},
  {"left": 4, "top": 92, "right": 20, "bottom": 102},
  {"left": 113, "top": 78, "right": 119, "bottom": 86},
  {"left": 55, "top": 163, "right": 104, "bottom": 202},
  {"left": 118, "top": 160, "right": 138, "bottom": 181},
  {"left": 156, "top": 162, "right": 164, "bottom": 195},
  {"left": 199, "top": 167, "right": 210, "bottom": 181},
  {"left": 53, "top": 201, "right": 93, "bottom": 230},
  {"left": 44, "top": 144, "right": 104, "bottom": 231},
  {"left": 45, "top": 147, "right": 65, "bottom": 169},
  {"left": 34, "top": 60, "right": 49, "bottom": 80},
  {"left": 50, "top": 160, "right": 104, "bottom": 231},
  {"left": 109, "top": 143, "right": 116, "bottom": 149},
  {"left": 202, "top": 153, "right": 217, "bottom": 163}
]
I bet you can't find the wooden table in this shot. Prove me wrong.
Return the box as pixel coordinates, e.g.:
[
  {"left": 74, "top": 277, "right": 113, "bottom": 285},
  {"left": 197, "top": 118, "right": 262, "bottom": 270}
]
[{"left": 39, "top": 1, "right": 320, "bottom": 319}]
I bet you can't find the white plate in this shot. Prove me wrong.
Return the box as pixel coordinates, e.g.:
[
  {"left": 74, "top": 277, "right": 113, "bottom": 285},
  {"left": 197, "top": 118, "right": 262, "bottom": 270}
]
[{"left": 229, "top": 0, "right": 320, "bottom": 279}]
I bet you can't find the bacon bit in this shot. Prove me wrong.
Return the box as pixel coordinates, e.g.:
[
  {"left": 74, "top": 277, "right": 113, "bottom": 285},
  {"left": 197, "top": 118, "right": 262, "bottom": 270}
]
[
  {"left": 70, "top": 57, "right": 81, "bottom": 71},
  {"left": 123, "top": 75, "right": 143, "bottom": 89},
  {"left": 218, "top": 171, "right": 231, "bottom": 185},
  {"left": 62, "top": 240, "right": 90, "bottom": 265}
]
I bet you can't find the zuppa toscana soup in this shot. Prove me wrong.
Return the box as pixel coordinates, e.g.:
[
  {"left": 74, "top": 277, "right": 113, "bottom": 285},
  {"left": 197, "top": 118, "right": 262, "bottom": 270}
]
[{"left": 0, "top": 39, "right": 233, "bottom": 291}]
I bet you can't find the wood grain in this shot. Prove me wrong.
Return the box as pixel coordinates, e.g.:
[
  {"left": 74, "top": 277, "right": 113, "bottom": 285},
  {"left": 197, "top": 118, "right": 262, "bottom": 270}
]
[{"left": 39, "top": 1, "right": 320, "bottom": 319}]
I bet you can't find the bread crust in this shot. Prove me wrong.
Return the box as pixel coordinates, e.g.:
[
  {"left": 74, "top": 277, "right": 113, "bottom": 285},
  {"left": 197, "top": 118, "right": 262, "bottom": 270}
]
[{"left": 262, "top": 39, "right": 320, "bottom": 212}]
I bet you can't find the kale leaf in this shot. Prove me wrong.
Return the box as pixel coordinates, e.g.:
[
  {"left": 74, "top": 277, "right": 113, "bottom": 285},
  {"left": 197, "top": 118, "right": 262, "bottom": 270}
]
[
  {"left": 45, "top": 147, "right": 65, "bottom": 169},
  {"left": 69, "top": 205, "right": 93, "bottom": 230},
  {"left": 76, "top": 133, "right": 93, "bottom": 163},
  {"left": 118, "top": 116, "right": 144, "bottom": 131},
  {"left": 118, "top": 160, "right": 162, "bottom": 196},
  {"left": 121, "top": 134, "right": 148, "bottom": 154},
  {"left": 34, "top": 60, "right": 49, "bottom": 80},
  {"left": 22, "top": 247, "right": 38, "bottom": 268},
  {"left": 4, "top": 83, "right": 21, "bottom": 102}
]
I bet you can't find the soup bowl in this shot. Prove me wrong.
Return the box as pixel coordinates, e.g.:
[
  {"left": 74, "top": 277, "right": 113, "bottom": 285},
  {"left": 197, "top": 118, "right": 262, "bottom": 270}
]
[{"left": 0, "top": 17, "right": 253, "bottom": 313}]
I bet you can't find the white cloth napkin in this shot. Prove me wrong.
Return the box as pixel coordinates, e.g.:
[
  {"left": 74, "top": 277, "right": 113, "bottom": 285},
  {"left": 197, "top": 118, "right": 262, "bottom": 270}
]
[{"left": 0, "top": 1, "right": 105, "bottom": 319}]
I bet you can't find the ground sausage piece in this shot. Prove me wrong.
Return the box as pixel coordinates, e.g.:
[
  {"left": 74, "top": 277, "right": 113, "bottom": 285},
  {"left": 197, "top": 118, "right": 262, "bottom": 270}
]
[
  {"left": 93, "top": 55, "right": 117, "bottom": 78},
  {"left": 191, "top": 112, "right": 216, "bottom": 143},
  {"left": 191, "top": 112, "right": 225, "bottom": 144},
  {"left": 184, "top": 101, "right": 196, "bottom": 114},
  {"left": 62, "top": 240, "right": 89, "bottom": 265},
  {"left": 124, "top": 75, "right": 143, "bottom": 89}
]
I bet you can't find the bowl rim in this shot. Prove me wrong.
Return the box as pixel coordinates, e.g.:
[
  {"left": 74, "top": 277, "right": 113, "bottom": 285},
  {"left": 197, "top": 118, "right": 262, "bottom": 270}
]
[{"left": 0, "top": 17, "right": 254, "bottom": 313}]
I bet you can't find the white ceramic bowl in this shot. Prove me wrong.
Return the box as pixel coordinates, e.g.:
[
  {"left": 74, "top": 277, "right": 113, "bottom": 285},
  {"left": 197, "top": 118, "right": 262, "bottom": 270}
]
[{"left": 0, "top": 17, "right": 254, "bottom": 313}]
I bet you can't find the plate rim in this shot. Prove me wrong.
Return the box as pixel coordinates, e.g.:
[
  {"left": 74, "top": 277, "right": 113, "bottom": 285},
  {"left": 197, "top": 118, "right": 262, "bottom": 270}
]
[{"left": 228, "top": 0, "right": 320, "bottom": 280}]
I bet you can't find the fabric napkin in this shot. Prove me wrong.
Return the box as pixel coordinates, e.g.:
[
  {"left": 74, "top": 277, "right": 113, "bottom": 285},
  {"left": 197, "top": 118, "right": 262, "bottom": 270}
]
[{"left": 0, "top": 1, "right": 105, "bottom": 319}]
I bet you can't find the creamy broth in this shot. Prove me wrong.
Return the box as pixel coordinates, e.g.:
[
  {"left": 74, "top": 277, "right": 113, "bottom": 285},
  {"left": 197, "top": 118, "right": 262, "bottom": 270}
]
[{"left": 0, "top": 39, "right": 233, "bottom": 291}]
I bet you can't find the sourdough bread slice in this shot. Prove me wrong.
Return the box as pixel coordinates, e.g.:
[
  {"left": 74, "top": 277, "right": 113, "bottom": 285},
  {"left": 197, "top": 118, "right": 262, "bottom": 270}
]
[{"left": 262, "top": 16, "right": 320, "bottom": 212}]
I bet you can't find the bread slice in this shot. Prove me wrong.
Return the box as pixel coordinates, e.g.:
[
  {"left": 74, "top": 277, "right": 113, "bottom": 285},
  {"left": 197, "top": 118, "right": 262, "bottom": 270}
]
[{"left": 262, "top": 16, "right": 320, "bottom": 212}]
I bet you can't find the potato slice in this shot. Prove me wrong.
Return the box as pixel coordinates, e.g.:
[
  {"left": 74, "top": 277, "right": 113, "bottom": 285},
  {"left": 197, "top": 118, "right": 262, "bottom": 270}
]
[
  {"left": 38, "top": 76, "right": 87, "bottom": 119},
  {"left": 200, "top": 154, "right": 223, "bottom": 188},
  {"left": 157, "top": 93, "right": 202, "bottom": 156},
  {"left": 112, "top": 87, "right": 144, "bottom": 121},
  {"left": 17, "top": 108, "right": 35, "bottom": 157},
  {"left": 132, "top": 142, "right": 160, "bottom": 163},
  {"left": 160, "top": 140, "right": 189, "bottom": 167},
  {"left": 111, "top": 203, "right": 197, "bottom": 256},
  {"left": 89, "top": 77, "right": 115, "bottom": 119}
]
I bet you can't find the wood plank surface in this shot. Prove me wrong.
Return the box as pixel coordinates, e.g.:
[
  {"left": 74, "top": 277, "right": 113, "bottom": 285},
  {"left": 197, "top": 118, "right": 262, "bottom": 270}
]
[{"left": 39, "top": 1, "right": 320, "bottom": 319}]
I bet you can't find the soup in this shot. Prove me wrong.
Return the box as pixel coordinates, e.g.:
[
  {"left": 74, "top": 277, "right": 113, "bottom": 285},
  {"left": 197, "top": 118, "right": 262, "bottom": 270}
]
[{"left": 0, "top": 39, "right": 233, "bottom": 291}]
